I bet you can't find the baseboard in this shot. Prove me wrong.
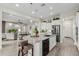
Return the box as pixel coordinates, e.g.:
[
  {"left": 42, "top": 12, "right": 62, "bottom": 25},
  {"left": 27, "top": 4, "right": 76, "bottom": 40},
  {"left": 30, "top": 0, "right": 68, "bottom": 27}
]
[{"left": 64, "top": 36, "right": 73, "bottom": 39}]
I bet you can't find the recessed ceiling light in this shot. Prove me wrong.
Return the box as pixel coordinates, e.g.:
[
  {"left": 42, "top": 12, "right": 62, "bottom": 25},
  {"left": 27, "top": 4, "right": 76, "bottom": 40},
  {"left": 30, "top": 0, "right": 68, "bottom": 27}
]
[
  {"left": 16, "top": 4, "right": 20, "bottom": 7},
  {"left": 49, "top": 7, "right": 53, "bottom": 10},
  {"left": 40, "top": 16, "right": 43, "bottom": 18},
  {"left": 9, "top": 23, "right": 13, "bottom": 26},
  {"left": 18, "top": 29, "right": 21, "bottom": 32},
  {"left": 32, "top": 11, "right": 35, "bottom": 14}
]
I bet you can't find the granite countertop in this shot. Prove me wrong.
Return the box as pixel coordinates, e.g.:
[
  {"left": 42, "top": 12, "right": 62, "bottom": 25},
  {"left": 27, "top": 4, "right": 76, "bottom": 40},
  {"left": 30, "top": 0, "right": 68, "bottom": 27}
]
[
  {"left": 27, "top": 35, "right": 56, "bottom": 44},
  {"left": 19, "top": 35, "right": 55, "bottom": 44},
  {"left": 26, "top": 35, "right": 49, "bottom": 44}
]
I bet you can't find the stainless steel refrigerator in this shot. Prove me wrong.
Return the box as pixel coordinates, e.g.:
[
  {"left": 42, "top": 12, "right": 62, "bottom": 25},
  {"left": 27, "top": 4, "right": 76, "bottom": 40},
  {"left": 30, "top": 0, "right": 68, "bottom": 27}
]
[{"left": 52, "top": 25, "right": 60, "bottom": 42}]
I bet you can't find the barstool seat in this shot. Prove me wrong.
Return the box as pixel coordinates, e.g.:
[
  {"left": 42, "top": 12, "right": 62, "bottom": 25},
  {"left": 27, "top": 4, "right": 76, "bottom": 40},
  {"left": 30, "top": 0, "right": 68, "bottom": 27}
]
[{"left": 18, "top": 40, "right": 33, "bottom": 56}]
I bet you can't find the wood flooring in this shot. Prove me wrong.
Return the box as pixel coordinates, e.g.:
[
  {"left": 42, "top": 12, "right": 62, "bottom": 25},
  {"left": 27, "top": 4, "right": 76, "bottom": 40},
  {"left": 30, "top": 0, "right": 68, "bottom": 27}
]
[{"left": 48, "top": 38, "right": 79, "bottom": 56}]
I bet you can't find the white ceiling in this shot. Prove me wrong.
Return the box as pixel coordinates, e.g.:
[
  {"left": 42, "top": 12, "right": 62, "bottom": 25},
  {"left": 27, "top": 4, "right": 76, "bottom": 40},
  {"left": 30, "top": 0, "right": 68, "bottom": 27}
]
[{"left": 0, "top": 3, "right": 79, "bottom": 22}]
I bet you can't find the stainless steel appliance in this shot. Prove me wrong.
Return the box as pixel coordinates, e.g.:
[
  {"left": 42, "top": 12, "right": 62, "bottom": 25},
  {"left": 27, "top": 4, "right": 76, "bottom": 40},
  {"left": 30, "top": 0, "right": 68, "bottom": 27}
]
[{"left": 52, "top": 25, "right": 60, "bottom": 42}]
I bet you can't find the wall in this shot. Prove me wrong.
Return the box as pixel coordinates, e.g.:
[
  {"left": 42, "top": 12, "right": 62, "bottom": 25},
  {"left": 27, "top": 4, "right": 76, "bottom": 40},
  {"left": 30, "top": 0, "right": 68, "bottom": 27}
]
[
  {"left": 72, "top": 16, "right": 77, "bottom": 45},
  {"left": 0, "top": 8, "right": 2, "bottom": 49},
  {"left": 62, "top": 13, "right": 79, "bottom": 47},
  {"left": 76, "top": 12, "right": 79, "bottom": 50},
  {"left": 63, "top": 20, "right": 73, "bottom": 38}
]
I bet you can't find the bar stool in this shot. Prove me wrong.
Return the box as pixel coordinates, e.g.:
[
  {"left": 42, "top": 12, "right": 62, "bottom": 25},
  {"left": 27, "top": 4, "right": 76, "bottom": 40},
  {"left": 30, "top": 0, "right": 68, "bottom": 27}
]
[{"left": 18, "top": 40, "right": 33, "bottom": 56}]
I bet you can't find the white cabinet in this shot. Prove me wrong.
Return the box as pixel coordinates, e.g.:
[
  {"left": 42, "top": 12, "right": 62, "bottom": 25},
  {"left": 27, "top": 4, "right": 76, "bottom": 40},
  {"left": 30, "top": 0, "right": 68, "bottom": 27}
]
[
  {"left": 5, "top": 33, "right": 15, "bottom": 40},
  {"left": 28, "top": 38, "right": 42, "bottom": 56},
  {"left": 49, "top": 35, "right": 56, "bottom": 50},
  {"left": 28, "top": 35, "right": 56, "bottom": 56},
  {"left": 33, "top": 42, "right": 42, "bottom": 56}
]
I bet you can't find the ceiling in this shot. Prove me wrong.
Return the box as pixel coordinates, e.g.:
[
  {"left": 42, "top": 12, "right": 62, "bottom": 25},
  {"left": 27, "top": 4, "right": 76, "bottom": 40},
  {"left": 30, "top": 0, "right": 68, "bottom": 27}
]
[{"left": 0, "top": 3, "right": 79, "bottom": 22}]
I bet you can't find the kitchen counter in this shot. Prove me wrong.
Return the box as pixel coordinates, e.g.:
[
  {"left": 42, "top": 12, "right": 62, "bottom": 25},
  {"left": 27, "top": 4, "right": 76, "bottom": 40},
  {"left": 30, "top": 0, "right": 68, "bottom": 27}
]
[
  {"left": 26, "top": 35, "right": 55, "bottom": 41},
  {"left": 26, "top": 35, "right": 56, "bottom": 56},
  {"left": 28, "top": 36, "right": 49, "bottom": 44}
]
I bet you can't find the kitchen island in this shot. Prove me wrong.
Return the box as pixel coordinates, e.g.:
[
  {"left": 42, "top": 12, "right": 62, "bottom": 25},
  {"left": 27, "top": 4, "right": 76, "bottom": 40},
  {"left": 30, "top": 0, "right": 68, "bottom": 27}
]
[{"left": 25, "top": 35, "right": 56, "bottom": 56}]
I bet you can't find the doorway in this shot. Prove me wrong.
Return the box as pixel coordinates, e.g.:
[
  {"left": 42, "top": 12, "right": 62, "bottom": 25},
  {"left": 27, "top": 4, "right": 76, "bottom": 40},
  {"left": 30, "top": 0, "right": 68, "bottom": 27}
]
[{"left": 63, "top": 19, "right": 73, "bottom": 39}]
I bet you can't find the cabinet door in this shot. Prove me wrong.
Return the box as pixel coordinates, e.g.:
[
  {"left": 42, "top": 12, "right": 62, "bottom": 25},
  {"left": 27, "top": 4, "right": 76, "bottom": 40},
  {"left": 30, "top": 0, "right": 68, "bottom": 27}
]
[
  {"left": 34, "top": 42, "right": 41, "bottom": 56},
  {"left": 49, "top": 36, "right": 56, "bottom": 50},
  {"left": 49, "top": 37, "right": 53, "bottom": 50},
  {"left": 42, "top": 38, "right": 49, "bottom": 56}
]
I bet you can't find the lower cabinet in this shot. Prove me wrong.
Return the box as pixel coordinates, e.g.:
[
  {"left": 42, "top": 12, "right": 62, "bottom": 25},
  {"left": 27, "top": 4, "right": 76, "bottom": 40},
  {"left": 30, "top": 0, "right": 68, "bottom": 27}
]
[
  {"left": 33, "top": 42, "right": 41, "bottom": 56},
  {"left": 49, "top": 36, "right": 56, "bottom": 50},
  {"left": 29, "top": 36, "right": 56, "bottom": 56},
  {"left": 42, "top": 38, "right": 49, "bottom": 56}
]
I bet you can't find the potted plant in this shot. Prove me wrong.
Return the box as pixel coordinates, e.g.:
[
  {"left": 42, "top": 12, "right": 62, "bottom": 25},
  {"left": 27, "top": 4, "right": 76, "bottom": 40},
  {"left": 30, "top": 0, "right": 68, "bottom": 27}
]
[
  {"left": 32, "top": 27, "right": 39, "bottom": 37},
  {"left": 8, "top": 29, "right": 17, "bottom": 40},
  {"left": 8, "top": 29, "right": 17, "bottom": 33}
]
